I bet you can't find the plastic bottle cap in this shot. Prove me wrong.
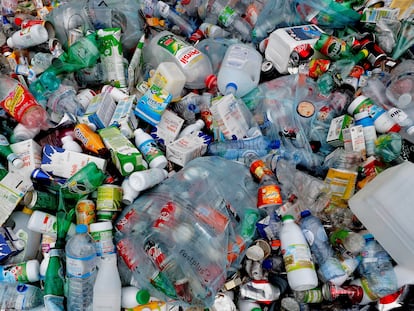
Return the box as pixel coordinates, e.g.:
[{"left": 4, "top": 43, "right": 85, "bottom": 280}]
[
  {"left": 148, "top": 155, "right": 168, "bottom": 169},
  {"left": 282, "top": 214, "right": 294, "bottom": 222},
  {"left": 26, "top": 259, "right": 40, "bottom": 282},
  {"left": 300, "top": 210, "right": 311, "bottom": 218},
  {"left": 225, "top": 82, "right": 238, "bottom": 95},
  {"left": 120, "top": 126, "right": 133, "bottom": 139},
  {"left": 12, "top": 158, "right": 24, "bottom": 169},
  {"left": 123, "top": 162, "right": 135, "bottom": 173},
  {"left": 76, "top": 224, "right": 88, "bottom": 234},
  {"left": 347, "top": 95, "right": 370, "bottom": 115},
  {"left": 398, "top": 93, "right": 412, "bottom": 108},
  {"left": 205, "top": 74, "right": 217, "bottom": 89},
  {"left": 136, "top": 289, "right": 151, "bottom": 305},
  {"left": 89, "top": 220, "right": 113, "bottom": 232},
  {"left": 6, "top": 37, "right": 14, "bottom": 48},
  {"left": 407, "top": 126, "right": 414, "bottom": 135}
]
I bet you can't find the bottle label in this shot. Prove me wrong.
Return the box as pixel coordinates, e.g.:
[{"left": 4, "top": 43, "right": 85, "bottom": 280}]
[
  {"left": 0, "top": 262, "right": 30, "bottom": 283},
  {"left": 0, "top": 84, "right": 39, "bottom": 123},
  {"left": 303, "top": 288, "right": 323, "bottom": 303},
  {"left": 318, "top": 36, "right": 348, "bottom": 59},
  {"left": 218, "top": 5, "right": 236, "bottom": 27},
  {"left": 138, "top": 139, "right": 164, "bottom": 164},
  {"left": 282, "top": 244, "right": 315, "bottom": 272},
  {"left": 257, "top": 184, "right": 282, "bottom": 208},
  {"left": 250, "top": 159, "right": 273, "bottom": 181},
  {"left": 157, "top": 34, "right": 202, "bottom": 68},
  {"left": 90, "top": 229, "right": 115, "bottom": 256},
  {"left": 66, "top": 254, "right": 96, "bottom": 278}
]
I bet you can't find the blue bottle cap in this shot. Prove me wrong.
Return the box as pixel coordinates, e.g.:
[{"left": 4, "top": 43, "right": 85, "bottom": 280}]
[
  {"left": 76, "top": 224, "right": 88, "bottom": 234},
  {"left": 300, "top": 210, "right": 311, "bottom": 218}
]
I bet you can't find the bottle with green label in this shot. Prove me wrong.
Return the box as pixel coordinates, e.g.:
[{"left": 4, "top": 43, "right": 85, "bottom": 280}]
[
  {"left": 43, "top": 248, "right": 65, "bottom": 310},
  {"left": 0, "top": 134, "right": 23, "bottom": 169}
]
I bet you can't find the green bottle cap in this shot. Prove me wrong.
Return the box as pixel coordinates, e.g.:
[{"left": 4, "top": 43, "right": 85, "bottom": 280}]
[
  {"left": 136, "top": 289, "right": 150, "bottom": 305},
  {"left": 281, "top": 214, "right": 294, "bottom": 222}
]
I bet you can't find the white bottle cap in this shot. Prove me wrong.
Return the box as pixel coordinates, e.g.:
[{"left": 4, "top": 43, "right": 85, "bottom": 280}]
[
  {"left": 6, "top": 37, "right": 14, "bottom": 48},
  {"left": 120, "top": 125, "right": 134, "bottom": 139},
  {"left": 61, "top": 135, "right": 83, "bottom": 153},
  {"left": 12, "top": 158, "right": 24, "bottom": 169},
  {"left": 407, "top": 126, "right": 414, "bottom": 135},
  {"left": 26, "top": 259, "right": 40, "bottom": 282},
  {"left": 121, "top": 286, "right": 151, "bottom": 308},
  {"left": 123, "top": 162, "right": 135, "bottom": 174}
]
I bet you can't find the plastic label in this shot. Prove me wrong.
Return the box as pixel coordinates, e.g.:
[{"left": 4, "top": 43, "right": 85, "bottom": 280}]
[
  {"left": 66, "top": 254, "right": 96, "bottom": 278},
  {"left": 282, "top": 243, "right": 315, "bottom": 272},
  {"left": 0, "top": 84, "right": 39, "bottom": 122},
  {"left": 218, "top": 6, "right": 235, "bottom": 27},
  {"left": 257, "top": 184, "right": 282, "bottom": 208},
  {"left": 138, "top": 139, "right": 165, "bottom": 164}
]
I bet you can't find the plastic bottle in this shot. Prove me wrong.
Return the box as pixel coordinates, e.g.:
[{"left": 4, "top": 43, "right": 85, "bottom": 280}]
[
  {"left": 92, "top": 253, "right": 121, "bottom": 311},
  {"left": 7, "top": 24, "right": 49, "bottom": 49},
  {"left": 73, "top": 123, "right": 108, "bottom": 156},
  {"left": 359, "top": 233, "right": 398, "bottom": 297},
  {"left": 128, "top": 168, "right": 168, "bottom": 192},
  {"left": 65, "top": 224, "right": 98, "bottom": 311},
  {"left": 145, "top": 30, "right": 213, "bottom": 89},
  {"left": 178, "top": 119, "right": 205, "bottom": 139},
  {"left": 134, "top": 128, "right": 167, "bottom": 169},
  {"left": 217, "top": 43, "right": 262, "bottom": 97},
  {"left": 43, "top": 248, "right": 65, "bottom": 308},
  {"left": 347, "top": 95, "right": 401, "bottom": 134},
  {"left": 121, "top": 286, "right": 151, "bottom": 308},
  {"left": 149, "top": 62, "right": 186, "bottom": 102},
  {"left": 205, "top": 0, "right": 252, "bottom": 41},
  {"left": 0, "top": 283, "right": 44, "bottom": 310},
  {"left": 47, "top": 83, "right": 85, "bottom": 116},
  {"left": 4, "top": 208, "right": 42, "bottom": 263},
  {"left": 0, "top": 259, "right": 40, "bottom": 283},
  {"left": 354, "top": 111, "right": 377, "bottom": 156},
  {"left": 156, "top": 1, "right": 195, "bottom": 38},
  {"left": 330, "top": 228, "right": 366, "bottom": 256},
  {"left": 0, "top": 133, "right": 23, "bottom": 168},
  {"left": 256, "top": 174, "right": 283, "bottom": 216},
  {"left": 199, "top": 22, "right": 230, "bottom": 38},
  {"left": 27, "top": 210, "right": 76, "bottom": 238},
  {"left": 121, "top": 177, "right": 140, "bottom": 205},
  {"left": 280, "top": 214, "right": 318, "bottom": 291},
  {"left": 89, "top": 221, "right": 115, "bottom": 257},
  {"left": 300, "top": 210, "right": 347, "bottom": 286}
]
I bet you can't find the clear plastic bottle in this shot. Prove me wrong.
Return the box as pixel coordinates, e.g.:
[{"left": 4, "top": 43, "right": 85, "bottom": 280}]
[
  {"left": 330, "top": 228, "right": 366, "bottom": 256},
  {"left": 0, "top": 283, "right": 44, "bottom": 310},
  {"left": 300, "top": 210, "right": 347, "bottom": 286},
  {"left": 47, "top": 83, "right": 85, "bottom": 116},
  {"left": 217, "top": 43, "right": 262, "bottom": 97},
  {"left": 145, "top": 31, "right": 213, "bottom": 90},
  {"left": 0, "top": 75, "right": 49, "bottom": 130},
  {"left": 358, "top": 233, "right": 398, "bottom": 297},
  {"left": 65, "top": 224, "right": 98, "bottom": 311},
  {"left": 156, "top": 1, "right": 196, "bottom": 38},
  {"left": 280, "top": 214, "right": 318, "bottom": 291}
]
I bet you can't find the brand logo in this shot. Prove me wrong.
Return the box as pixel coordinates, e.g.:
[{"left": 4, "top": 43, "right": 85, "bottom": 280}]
[{"left": 179, "top": 48, "right": 200, "bottom": 65}]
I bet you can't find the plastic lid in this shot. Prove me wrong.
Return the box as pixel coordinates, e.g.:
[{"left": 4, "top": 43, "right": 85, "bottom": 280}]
[
  {"left": 6, "top": 37, "right": 14, "bottom": 48},
  {"left": 347, "top": 95, "right": 370, "bottom": 115},
  {"left": 387, "top": 122, "right": 401, "bottom": 133},
  {"left": 300, "top": 210, "right": 311, "bottom": 218},
  {"left": 205, "top": 74, "right": 217, "bottom": 89},
  {"left": 26, "top": 259, "right": 40, "bottom": 282},
  {"left": 268, "top": 139, "right": 281, "bottom": 150},
  {"left": 225, "top": 83, "right": 238, "bottom": 95},
  {"left": 76, "top": 224, "right": 88, "bottom": 234},
  {"left": 281, "top": 214, "right": 294, "bottom": 222},
  {"left": 123, "top": 162, "right": 135, "bottom": 173},
  {"left": 120, "top": 125, "right": 133, "bottom": 139},
  {"left": 134, "top": 128, "right": 144, "bottom": 138},
  {"left": 136, "top": 289, "right": 151, "bottom": 305},
  {"left": 89, "top": 221, "right": 113, "bottom": 232},
  {"left": 407, "top": 126, "right": 414, "bottom": 135},
  {"left": 262, "top": 258, "right": 273, "bottom": 270}
]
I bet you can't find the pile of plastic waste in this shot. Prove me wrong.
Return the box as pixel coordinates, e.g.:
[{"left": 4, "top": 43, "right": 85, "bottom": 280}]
[{"left": 0, "top": 0, "right": 413, "bottom": 310}]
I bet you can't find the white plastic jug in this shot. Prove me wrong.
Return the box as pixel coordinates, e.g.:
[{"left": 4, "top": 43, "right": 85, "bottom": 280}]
[{"left": 348, "top": 161, "right": 414, "bottom": 270}]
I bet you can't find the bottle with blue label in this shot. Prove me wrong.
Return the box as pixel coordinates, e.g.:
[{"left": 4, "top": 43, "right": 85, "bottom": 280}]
[
  {"left": 134, "top": 128, "right": 167, "bottom": 169},
  {"left": 354, "top": 111, "right": 377, "bottom": 156}
]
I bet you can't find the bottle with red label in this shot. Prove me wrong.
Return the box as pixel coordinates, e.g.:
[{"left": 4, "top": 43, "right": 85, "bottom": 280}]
[{"left": 0, "top": 75, "right": 49, "bottom": 130}]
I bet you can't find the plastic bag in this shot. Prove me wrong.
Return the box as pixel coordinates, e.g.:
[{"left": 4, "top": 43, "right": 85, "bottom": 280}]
[{"left": 114, "top": 156, "right": 258, "bottom": 307}]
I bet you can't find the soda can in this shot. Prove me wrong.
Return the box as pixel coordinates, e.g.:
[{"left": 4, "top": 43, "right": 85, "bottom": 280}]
[
  {"left": 96, "top": 184, "right": 123, "bottom": 211},
  {"left": 322, "top": 283, "right": 363, "bottom": 304},
  {"left": 23, "top": 190, "right": 59, "bottom": 212},
  {"left": 360, "top": 39, "right": 387, "bottom": 67},
  {"left": 75, "top": 199, "right": 96, "bottom": 226}
]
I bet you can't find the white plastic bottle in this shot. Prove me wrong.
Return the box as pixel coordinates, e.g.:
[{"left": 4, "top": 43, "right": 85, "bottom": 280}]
[
  {"left": 28, "top": 211, "right": 76, "bottom": 238},
  {"left": 145, "top": 31, "right": 213, "bottom": 89},
  {"left": 121, "top": 177, "right": 140, "bottom": 205},
  {"left": 61, "top": 135, "right": 83, "bottom": 153},
  {"left": 280, "top": 214, "right": 318, "bottom": 291},
  {"left": 92, "top": 253, "right": 121, "bottom": 311},
  {"left": 217, "top": 43, "right": 262, "bottom": 97},
  {"left": 7, "top": 24, "right": 49, "bottom": 48},
  {"left": 65, "top": 224, "right": 97, "bottom": 311},
  {"left": 127, "top": 168, "right": 168, "bottom": 192},
  {"left": 178, "top": 119, "right": 205, "bottom": 138},
  {"left": 149, "top": 62, "right": 186, "bottom": 102},
  {"left": 5, "top": 207, "right": 42, "bottom": 263},
  {"left": 0, "top": 259, "right": 40, "bottom": 283},
  {"left": 199, "top": 22, "right": 230, "bottom": 38},
  {"left": 121, "top": 286, "right": 151, "bottom": 308},
  {"left": 134, "top": 128, "right": 168, "bottom": 169}
]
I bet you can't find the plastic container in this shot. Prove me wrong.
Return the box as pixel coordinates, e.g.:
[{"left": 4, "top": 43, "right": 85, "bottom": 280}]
[
  {"left": 145, "top": 31, "right": 213, "bottom": 89},
  {"left": 127, "top": 168, "right": 168, "bottom": 192},
  {"left": 65, "top": 224, "right": 97, "bottom": 311},
  {"left": 92, "top": 253, "right": 122, "bottom": 311},
  {"left": 0, "top": 259, "right": 40, "bottom": 283},
  {"left": 149, "top": 62, "right": 186, "bottom": 102},
  {"left": 27, "top": 210, "right": 76, "bottom": 238},
  {"left": 217, "top": 43, "right": 262, "bottom": 97},
  {"left": 6, "top": 24, "right": 49, "bottom": 48},
  {"left": 348, "top": 161, "right": 414, "bottom": 270},
  {"left": 134, "top": 128, "right": 167, "bottom": 169},
  {"left": 265, "top": 24, "right": 324, "bottom": 74},
  {"left": 0, "top": 75, "right": 49, "bottom": 130},
  {"left": 0, "top": 283, "right": 44, "bottom": 310},
  {"left": 280, "top": 214, "right": 318, "bottom": 291},
  {"left": 4, "top": 208, "right": 41, "bottom": 263}
]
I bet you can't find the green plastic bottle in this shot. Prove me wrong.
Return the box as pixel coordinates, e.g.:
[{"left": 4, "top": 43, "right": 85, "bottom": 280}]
[{"left": 43, "top": 248, "right": 65, "bottom": 310}]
